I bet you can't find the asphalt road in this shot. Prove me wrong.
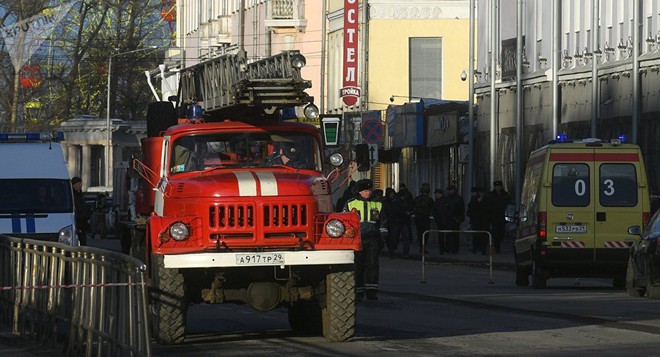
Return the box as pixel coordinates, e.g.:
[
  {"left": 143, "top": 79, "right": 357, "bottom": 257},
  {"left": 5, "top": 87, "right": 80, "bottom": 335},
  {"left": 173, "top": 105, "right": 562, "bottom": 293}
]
[
  {"left": 4, "top": 237, "right": 660, "bottom": 356},
  {"left": 150, "top": 257, "right": 660, "bottom": 356}
]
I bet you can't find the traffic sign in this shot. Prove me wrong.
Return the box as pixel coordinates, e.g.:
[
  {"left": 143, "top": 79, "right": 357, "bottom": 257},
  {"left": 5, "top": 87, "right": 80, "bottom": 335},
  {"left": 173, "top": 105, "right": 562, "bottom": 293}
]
[
  {"left": 368, "top": 143, "right": 378, "bottom": 166},
  {"left": 361, "top": 118, "right": 384, "bottom": 144}
]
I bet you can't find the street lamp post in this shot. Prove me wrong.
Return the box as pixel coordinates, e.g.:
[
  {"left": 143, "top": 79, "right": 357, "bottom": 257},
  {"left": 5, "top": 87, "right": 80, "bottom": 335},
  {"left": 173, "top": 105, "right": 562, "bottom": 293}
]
[{"left": 105, "top": 46, "right": 156, "bottom": 186}]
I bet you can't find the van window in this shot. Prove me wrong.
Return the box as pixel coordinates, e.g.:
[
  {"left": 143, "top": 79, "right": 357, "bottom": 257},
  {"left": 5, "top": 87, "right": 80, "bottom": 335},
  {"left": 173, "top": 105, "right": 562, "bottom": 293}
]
[
  {"left": 599, "top": 164, "right": 638, "bottom": 207},
  {"left": 0, "top": 179, "right": 73, "bottom": 213},
  {"left": 552, "top": 163, "right": 590, "bottom": 207}
]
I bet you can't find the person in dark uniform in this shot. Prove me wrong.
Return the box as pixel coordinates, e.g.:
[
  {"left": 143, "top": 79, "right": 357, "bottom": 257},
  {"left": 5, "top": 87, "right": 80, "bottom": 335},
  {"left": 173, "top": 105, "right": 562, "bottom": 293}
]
[
  {"left": 267, "top": 142, "right": 306, "bottom": 168},
  {"left": 488, "top": 180, "right": 511, "bottom": 253},
  {"left": 466, "top": 186, "right": 490, "bottom": 255},
  {"left": 436, "top": 185, "right": 464, "bottom": 254},
  {"left": 71, "top": 177, "right": 91, "bottom": 245},
  {"left": 344, "top": 179, "right": 386, "bottom": 301},
  {"left": 413, "top": 183, "right": 434, "bottom": 255}
]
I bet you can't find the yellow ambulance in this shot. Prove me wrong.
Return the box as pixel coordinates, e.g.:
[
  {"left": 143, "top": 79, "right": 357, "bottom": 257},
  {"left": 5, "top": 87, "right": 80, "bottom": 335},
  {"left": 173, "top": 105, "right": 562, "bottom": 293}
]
[{"left": 513, "top": 137, "right": 651, "bottom": 288}]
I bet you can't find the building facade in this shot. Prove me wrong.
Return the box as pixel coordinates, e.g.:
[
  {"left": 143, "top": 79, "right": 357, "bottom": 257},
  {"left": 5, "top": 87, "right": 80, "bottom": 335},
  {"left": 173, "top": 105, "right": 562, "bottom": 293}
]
[
  {"left": 160, "top": 0, "right": 471, "bottom": 197},
  {"left": 475, "top": 0, "right": 660, "bottom": 195}
]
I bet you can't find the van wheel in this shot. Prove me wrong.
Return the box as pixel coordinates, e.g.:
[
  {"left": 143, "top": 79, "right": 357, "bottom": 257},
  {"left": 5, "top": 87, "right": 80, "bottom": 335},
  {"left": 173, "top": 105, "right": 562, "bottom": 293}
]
[
  {"left": 612, "top": 275, "right": 626, "bottom": 289},
  {"left": 531, "top": 261, "right": 547, "bottom": 289},
  {"left": 646, "top": 282, "right": 660, "bottom": 299},
  {"left": 515, "top": 263, "right": 529, "bottom": 286},
  {"left": 626, "top": 258, "right": 645, "bottom": 297}
]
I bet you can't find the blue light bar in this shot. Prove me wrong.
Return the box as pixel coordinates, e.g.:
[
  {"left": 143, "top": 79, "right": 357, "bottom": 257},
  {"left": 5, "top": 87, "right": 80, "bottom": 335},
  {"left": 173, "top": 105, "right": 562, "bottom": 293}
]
[
  {"left": 617, "top": 134, "right": 627, "bottom": 143},
  {"left": 0, "top": 132, "right": 62, "bottom": 142},
  {"left": 555, "top": 134, "right": 569, "bottom": 142}
]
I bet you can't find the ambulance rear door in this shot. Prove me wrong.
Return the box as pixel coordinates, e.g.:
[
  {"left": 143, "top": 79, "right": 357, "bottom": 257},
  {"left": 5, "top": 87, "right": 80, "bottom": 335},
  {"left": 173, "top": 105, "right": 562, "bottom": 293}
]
[
  {"left": 593, "top": 148, "right": 643, "bottom": 260},
  {"left": 546, "top": 148, "right": 596, "bottom": 256}
]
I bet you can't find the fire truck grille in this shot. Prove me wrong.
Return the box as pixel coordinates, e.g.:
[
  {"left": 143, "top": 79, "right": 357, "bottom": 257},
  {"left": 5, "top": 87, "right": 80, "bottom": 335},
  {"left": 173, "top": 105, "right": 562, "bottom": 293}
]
[
  {"left": 208, "top": 204, "right": 255, "bottom": 228},
  {"left": 263, "top": 203, "right": 307, "bottom": 227}
]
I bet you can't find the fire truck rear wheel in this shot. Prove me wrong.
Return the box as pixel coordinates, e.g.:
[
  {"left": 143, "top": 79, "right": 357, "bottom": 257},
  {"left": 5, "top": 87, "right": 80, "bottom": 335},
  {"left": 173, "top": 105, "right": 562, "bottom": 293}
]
[
  {"left": 322, "top": 271, "right": 356, "bottom": 342},
  {"left": 150, "top": 254, "right": 187, "bottom": 344}
]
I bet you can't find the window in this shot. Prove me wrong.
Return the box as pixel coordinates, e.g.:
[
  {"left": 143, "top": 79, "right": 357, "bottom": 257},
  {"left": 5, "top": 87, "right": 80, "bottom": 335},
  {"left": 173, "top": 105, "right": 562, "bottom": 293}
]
[
  {"left": 552, "top": 163, "right": 590, "bottom": 207},
  {"left": 599, "top": 164, "right": 637, "bottom": 207},
  {"left": 409, "top": 37, "right": 442, "bottom": 99},
  {"left": 169, "top": 131, "right": 321, "bottom": 173},
  {"left": 0, "top": 179, "right": 73, "bottom": 213}
]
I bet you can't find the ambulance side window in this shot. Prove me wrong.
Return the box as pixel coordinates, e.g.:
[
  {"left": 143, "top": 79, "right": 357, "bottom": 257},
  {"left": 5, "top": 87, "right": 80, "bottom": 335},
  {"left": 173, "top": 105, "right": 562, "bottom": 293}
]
[
  {"left": 552, "top": 163, "right": 590, "bottom": 207},
  {"left": 599, "top": 164, "right": 637, "bottom": 207}
]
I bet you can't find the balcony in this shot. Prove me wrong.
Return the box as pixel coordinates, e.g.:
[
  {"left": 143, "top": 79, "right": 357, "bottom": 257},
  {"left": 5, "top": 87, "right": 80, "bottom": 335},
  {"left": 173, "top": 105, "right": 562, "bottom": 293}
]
[
  {"left": 265, "top": 0, "right": 307, "bottom": 31},
  {"left": 200, "top": 15, "right": 232, "bottom": 48}
]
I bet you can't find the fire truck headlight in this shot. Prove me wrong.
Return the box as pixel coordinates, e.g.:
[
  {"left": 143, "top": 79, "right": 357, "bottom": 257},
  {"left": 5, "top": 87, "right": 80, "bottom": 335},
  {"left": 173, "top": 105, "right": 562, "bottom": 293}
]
[
  {"left": 325, "top": 219, "right": 346, "bottom": 238},
  {"left": 329, "top": 153, "right": 344, "bottom": 167},
  {"left": 290, "top": 53, "right": 306, "bottom": 69},
  {"left": 304, "top": 103, "right": 319, "bottom": 119},
  {"left": 170, "top": 222, "right": 190, "bottom": 241}
]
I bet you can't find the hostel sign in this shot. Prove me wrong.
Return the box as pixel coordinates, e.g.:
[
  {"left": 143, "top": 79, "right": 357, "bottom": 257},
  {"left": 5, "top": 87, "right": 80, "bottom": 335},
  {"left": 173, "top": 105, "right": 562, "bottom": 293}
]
[{"left": 341, "top": 0, "right": 360, "bottom": 106}]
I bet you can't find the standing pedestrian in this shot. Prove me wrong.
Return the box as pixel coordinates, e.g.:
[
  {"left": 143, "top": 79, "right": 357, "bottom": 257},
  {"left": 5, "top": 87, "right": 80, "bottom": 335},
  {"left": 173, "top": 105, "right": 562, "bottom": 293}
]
[
  {"left": 335, "top": 181, "right": 358, "bottom": 212},
  {"left": 344, "top": 179, "right": 386, "bottom": 301},
  {"left": 488, "top": 180, "right": 511, "bottom": 253},
  {"left": 398, "top": 183, "right": 415, "bottom": 240},
  {"left": 387, "top": 190, "right": 412, "bottom": 257},
  {"left": 431, "top": 189, "right": 445, "bottom": 253},
  {"left": 413, "top": 183, "right": 434, "bottom": 255},
  {"left": 71, "top": 177, "right": 91, "bottom": 245},
  {"left": 466, "top": 186, "right": 490, "bottom": 255},
  {"left": 438, "top": 185, "right": 464, "bottom": 254}
]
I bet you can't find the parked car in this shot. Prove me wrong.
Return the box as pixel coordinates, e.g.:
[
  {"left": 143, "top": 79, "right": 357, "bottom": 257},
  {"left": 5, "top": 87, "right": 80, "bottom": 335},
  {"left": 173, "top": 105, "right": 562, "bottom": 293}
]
[{"left": 626, "top": 210, "right": 660, "bottom": 298}]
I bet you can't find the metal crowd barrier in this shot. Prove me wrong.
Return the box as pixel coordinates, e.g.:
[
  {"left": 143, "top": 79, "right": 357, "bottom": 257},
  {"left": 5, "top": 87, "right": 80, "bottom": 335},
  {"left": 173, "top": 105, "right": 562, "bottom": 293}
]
[
  {"left": 420, "top": 229, "right": 494, "bottom": 284},
  {"left": 0, "top": 235, "right": 151, "bottom": 356}
]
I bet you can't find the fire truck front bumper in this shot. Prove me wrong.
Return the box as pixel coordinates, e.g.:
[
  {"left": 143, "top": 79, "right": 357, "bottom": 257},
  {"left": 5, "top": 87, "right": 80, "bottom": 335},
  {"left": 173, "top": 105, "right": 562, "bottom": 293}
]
[{"left": 163, "top": 250, "right": 355, "bottom": 269}]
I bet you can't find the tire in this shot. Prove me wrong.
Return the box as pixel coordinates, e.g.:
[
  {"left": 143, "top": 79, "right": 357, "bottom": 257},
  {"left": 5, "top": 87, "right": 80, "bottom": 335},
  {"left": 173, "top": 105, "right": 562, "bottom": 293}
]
[
  {"left": 288, "top": 300, "right": 322, "bottom": 336},
  {"left": 515, "top": 263, "right": 529, "bottom": 286},
  {"left": 321, "top": 271, "right": 356, "bottom": 342},
  {"left": 531, "top": 261, "right": 547, "bottom": 289},
  {"left": 612, "top": 275, "right": 626, "bottom": 289},
  {"left": 150, "top": 254, "right": 187, "bottom": 344},
  {"left": 626, "top": 257, "right": 645, "bottom": 297}
]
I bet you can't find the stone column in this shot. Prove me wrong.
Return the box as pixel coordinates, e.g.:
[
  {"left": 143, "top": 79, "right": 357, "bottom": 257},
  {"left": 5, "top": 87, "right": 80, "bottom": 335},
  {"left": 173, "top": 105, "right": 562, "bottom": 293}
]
[
  {"left": 81, "top": 144, "right": 91, "bottom": 191},
  {"left": 67, "top": 144, "right": 79, "bottom": 178}
]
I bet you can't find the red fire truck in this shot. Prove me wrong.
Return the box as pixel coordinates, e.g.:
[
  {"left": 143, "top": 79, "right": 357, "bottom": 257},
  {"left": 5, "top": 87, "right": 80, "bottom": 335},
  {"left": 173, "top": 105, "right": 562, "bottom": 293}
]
[{"left": 118, "top": 50, "right": 361, "bottom": 344}]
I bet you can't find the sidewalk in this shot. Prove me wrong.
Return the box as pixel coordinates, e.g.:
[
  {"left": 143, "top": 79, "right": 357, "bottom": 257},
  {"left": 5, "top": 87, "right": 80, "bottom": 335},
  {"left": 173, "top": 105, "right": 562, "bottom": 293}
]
[{"left": 385, "top": 228, "right": 516, "bottom": 271}]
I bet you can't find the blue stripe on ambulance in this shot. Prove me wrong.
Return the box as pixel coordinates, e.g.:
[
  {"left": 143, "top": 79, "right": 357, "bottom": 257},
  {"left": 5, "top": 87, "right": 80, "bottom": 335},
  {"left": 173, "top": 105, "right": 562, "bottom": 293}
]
[
  {"left": 25, "top": 215, "right": 35, "bottom": 233},
  {"left": 11, "top": 216, "right": 20, "bottom": 233}
]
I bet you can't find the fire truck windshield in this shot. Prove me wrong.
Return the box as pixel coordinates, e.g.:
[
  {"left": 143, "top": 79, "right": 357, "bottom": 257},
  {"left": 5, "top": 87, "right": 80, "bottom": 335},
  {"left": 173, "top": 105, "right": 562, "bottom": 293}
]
[{"left": 169, "top": 131, "right": 321, "bottom": 173}]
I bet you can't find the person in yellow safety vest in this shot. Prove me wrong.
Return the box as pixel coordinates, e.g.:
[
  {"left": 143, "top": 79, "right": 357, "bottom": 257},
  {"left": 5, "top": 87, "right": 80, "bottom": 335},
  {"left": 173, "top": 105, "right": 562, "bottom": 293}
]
[{"left": 344, "top": 179, "right": 387, "bottom": 301}]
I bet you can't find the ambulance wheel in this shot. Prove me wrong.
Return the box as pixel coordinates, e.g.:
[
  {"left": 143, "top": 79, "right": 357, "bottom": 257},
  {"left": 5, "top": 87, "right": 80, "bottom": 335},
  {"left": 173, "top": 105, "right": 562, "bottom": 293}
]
[
  {"left": 646, "top": 282, "right": 660, "bottom": 299},
  {"left": 150, "top": 254, "right": 187, "bottom": 344},
  {"left": 531, "top": 261, "right": 547, "bottom": 289},
  {"left": 321, "top": 271, "right": 356, "bottom": 342},
  {"left": 515, "top": 263, "right": 529, "bottom": 286},
  {"left": 626, "top": 257, "right": 645, "bottom": 297},
  {"left": 612, "top": 275, "right": 626, "bottom": 289},
  {"left": 288, "top": 300, "right": 322, "bottom": 335}
]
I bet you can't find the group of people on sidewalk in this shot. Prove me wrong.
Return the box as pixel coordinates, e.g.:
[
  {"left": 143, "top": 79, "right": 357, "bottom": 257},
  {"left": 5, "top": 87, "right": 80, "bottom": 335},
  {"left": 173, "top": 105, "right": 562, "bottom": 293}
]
[{"left": 335, "top": 179, "right": 511, "bottom": 301}]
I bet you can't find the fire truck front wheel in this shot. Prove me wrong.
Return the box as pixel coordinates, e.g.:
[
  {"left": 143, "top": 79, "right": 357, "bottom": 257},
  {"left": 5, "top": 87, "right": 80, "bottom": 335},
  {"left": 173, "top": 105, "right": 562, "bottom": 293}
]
[
  {"left": 322, "top": 271, "right": 356, "bottom": 342},
  {"left": 150, "top": 254, "right": 187, "bottom": 344}
]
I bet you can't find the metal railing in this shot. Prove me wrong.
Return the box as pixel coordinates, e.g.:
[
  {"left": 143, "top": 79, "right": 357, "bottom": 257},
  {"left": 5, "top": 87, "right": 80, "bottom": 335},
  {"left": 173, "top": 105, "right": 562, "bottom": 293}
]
[
  {"left": 0, "top": 235, "right": 151, "bottom": 356},
  {"left": 420, "top": 230, "right": 494, "bottom": 285}
]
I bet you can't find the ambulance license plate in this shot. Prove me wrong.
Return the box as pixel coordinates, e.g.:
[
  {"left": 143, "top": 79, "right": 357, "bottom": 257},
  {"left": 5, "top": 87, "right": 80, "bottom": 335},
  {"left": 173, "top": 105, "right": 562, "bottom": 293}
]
[
  {"left": 236, "top": 253, "right": 285, "bottom": 265},
  {"left": 555, "top": 225, "right": 587, "bottom": 233}
]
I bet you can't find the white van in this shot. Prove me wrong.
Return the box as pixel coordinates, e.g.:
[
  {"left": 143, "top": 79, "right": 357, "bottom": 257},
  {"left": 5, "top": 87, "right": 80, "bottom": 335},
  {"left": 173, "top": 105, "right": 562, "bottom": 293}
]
[{"left": 0, "top": 133, "right": 77, "bottom": 245}]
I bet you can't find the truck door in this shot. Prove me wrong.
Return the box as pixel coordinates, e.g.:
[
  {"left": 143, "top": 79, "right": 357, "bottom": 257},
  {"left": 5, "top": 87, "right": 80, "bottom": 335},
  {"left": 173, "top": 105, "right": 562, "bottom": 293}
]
[
  {"left": 547, "top": 149, "right": 596, "bottom": 257},
  {"left": 593, "top": 149, "right": 641, "bottom": 258}
]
